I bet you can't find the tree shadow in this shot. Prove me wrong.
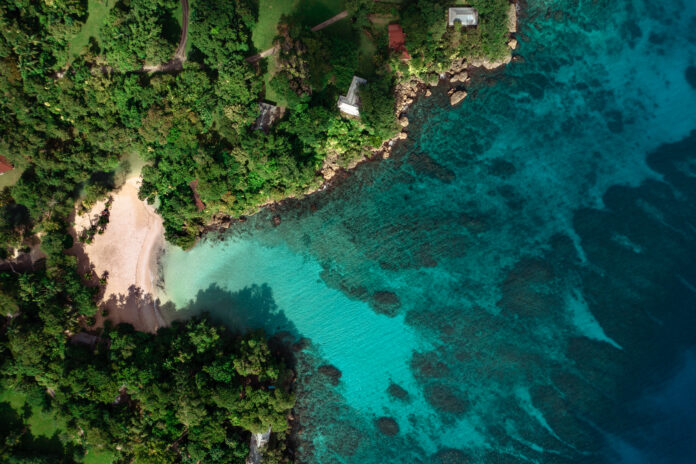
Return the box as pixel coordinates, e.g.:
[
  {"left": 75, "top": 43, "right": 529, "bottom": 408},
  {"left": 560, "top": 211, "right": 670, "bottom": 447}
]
[
  {"left": 91, "top": 282, "right": 299, "bottom": 339},
  {"left": 159, "top": 282, "right": 299, "bottom": 336},
  {"left": 97, "top": 285, "right": 166, "bottom": 333}
]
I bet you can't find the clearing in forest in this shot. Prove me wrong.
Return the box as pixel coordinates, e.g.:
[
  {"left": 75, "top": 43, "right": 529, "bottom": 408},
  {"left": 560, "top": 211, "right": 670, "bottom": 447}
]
[
  {"left": 254, "top": 0, "right": 347, "bottom": 105},
  {"left": 69, "top": 0, "right": 116, "bottom": 57}
]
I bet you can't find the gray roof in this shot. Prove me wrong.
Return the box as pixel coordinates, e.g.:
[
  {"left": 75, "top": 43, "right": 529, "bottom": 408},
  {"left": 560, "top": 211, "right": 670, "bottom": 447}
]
[
  {"left": 448, "top": 7, "right": 478, "bottom": 27},
  {"left": 253, "top": 102, "right": 284, "bottom": 130},
  {"left": 337, "top": 76, "right": 367, "bottom": 117}
]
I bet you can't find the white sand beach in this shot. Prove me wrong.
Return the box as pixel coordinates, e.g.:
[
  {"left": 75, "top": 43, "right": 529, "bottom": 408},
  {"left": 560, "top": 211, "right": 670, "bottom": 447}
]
[{"left": 75, "top": 176, "right": 167, "bottom": 333}]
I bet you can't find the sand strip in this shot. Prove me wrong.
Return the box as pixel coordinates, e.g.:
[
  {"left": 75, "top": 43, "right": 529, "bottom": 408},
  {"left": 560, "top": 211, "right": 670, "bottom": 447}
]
[{"left": 76, "top": 176, "right": 166, "bottom": 332}]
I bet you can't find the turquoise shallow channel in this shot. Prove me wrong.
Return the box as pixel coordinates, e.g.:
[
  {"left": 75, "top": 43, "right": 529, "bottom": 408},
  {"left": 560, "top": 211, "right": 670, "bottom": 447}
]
[{"left": 160, "top": 0, "right": 696, "bottom": 462}]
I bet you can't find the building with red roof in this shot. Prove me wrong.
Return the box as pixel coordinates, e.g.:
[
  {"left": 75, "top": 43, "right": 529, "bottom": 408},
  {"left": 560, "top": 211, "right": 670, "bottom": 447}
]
[
  {"left": 388, "top": 24, "right": 410, "bottom": 60},
  {"left": 0, "top": 155, "right": 13, "bottom": 175}
]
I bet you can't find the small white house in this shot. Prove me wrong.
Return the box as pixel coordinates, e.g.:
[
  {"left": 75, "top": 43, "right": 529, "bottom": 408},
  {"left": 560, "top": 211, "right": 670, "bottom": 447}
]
[
  {"left": 337, "top": 76, "right": 367, "bottom": 117},
  {"left": 448, "top": 7, "right": 478, "bottom": 27}
]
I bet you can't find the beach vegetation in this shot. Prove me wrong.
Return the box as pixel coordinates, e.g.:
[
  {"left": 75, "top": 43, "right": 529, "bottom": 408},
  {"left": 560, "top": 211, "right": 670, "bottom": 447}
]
[{"left": 0, "top": 0, "right": 512, "bottom": 460}]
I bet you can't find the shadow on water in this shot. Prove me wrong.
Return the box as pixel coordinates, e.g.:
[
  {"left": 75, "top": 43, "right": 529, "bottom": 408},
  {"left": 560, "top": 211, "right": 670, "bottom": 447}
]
[
  {"left": 90, "top": 281, "right": 299, "bottom": 339},
  {"left": 159, "top": 283, "right": 299, "bottom": 336}
]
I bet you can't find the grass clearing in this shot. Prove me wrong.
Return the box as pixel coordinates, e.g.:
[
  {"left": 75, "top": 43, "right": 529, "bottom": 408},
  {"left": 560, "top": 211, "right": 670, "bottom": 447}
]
[
  {"left": 357, "top": 31, "right": 378, "bottom": 76},
  {"left": 69, "top": 0, "right": 116, "bottom": 57},
  {"left": 263, "top": 58, "right": 288, "bottom": 106},
  {"left": 255, "top": 0, "right": 350, "bottom": 106},
  {"left": 0, "top": 387, "right": 67, "bottom": 440},
  {"left": 84, "top": 447, "right": 117, "bottom": 464},
  {"left": 0, "top": 388, "right": 27, "bottom": 410},
  {"left": 26, "top": 403, "right": 66, "bottom": 438},
  {"left": 253, "top": 0, "right": 299, "bottom": 51},
  {"left": 292, "top": 0, "right": 346, "bottom": 29},
  {"left": 0, "top": 167, "right": 23, "bottom": 189}
]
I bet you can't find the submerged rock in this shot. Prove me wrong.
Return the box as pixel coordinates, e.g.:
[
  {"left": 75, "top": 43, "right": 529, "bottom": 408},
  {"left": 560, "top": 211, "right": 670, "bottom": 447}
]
[
  {"left": 425, "top": 384, "right": 469, "bottom": 414},
  {"left": 370, "top": 290, "right": 402, "bottom": 316},
  {"left": 387, "top": 382, "right": 410, "bottom": 402},
  {"left": 432, "top": 448, "right": 471, "bottom": 464},
  {"left": 375, "top": 417, "right": 400, "bottom": 436},
  {"left": 686, "top": 66, "right": 696, "bottom": 89},
  {"left": 317, "top": 364, "right": 342, "bottom": 385}
]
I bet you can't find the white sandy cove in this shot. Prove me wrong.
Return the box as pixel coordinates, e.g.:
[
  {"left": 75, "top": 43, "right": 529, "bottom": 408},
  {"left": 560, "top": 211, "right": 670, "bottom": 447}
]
[{"left": 75, "top": 176, "right": 167, "bottom": 332}]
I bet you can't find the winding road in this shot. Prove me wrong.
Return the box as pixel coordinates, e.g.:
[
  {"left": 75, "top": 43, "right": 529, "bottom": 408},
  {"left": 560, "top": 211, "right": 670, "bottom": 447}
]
[
  {"left": 174, "top": 0, "right": 189, "bottom": 63},
  {"left": 142, "top": 0, "right": 189, "bottom": 73}
]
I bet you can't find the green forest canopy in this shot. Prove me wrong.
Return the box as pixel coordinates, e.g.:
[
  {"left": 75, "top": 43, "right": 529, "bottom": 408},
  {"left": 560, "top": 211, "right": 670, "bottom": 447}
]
[{"left": 0, "top": 0, "right": 512, "bottom": 461}]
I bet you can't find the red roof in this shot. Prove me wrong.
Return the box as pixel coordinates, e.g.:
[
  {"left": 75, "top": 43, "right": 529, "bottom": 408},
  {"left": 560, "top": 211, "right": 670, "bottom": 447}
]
[
  {"left": 388, "top": 24, "right": 410, "bottom": 60},
  {"left": 0, "top": 155, "right": 13, "bottom": 174}
]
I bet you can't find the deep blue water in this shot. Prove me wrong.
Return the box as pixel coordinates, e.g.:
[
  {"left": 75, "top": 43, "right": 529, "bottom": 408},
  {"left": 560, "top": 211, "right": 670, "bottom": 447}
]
[{"left": 160, "top": 0, "right": 696, "bottom": 462}]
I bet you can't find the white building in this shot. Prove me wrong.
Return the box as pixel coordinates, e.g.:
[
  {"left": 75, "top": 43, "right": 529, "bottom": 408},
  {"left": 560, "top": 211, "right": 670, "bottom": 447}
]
[
  {"left": 448, "top": 7, "right": 478, "bottom": 27},
  {"left": 337, "top": 76, "right": 367, "bottom": 117}
]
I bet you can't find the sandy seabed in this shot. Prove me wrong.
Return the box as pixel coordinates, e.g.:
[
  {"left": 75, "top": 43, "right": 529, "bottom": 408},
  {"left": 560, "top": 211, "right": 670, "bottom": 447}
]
[{"left": 75, "top": 176, "right": 167, "bottom": 332}]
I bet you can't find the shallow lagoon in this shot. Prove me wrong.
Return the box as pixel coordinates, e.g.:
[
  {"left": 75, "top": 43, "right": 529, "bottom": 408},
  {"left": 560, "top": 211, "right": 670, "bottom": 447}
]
[{"left": 161, "top": 0, "right": 696, "bottom": 461}]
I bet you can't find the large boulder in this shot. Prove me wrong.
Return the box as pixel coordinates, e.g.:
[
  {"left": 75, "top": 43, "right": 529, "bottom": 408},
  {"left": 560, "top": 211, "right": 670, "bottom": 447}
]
[
  {"left": 450, "top": 72, "right": 468, "bottom": 83},
  {"left": 449, "top": 90, "right": 468, "bottom": 106}
]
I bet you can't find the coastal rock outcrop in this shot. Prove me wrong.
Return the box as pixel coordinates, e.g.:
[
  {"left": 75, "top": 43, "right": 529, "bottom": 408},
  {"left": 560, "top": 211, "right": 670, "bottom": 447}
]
[
  {"left": 450, "top": 71, "right": 468, "bottom": 83},
  {"left": 449, "top": 90, "right": 468, "bottom": 106}
]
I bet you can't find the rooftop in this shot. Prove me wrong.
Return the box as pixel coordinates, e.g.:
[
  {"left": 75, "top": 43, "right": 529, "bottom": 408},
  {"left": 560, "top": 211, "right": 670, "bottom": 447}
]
[
  {"left": 253, "top": 102, "right": 285, "bottom": 131},
  {"left": 337, "top": 76, "right": 367, "bottom": 117},
  {"left": 388, "top": 24, "right": 410, "bottom": 60},
  {"left": 0, "top": 155, "right": 13, "bottom": 174},
  {"left": 448, "top": 7, "right": 479, "bottom": 27}
]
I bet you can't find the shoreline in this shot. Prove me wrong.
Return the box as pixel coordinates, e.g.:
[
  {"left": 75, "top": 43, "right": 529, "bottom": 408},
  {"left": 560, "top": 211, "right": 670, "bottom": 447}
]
[
  {"left": 204, "top": 1, "right": 520, "bottom": 234},
  {"left": 75, "top": 175, "right": 167, "bottom": 333},
  {"left": 90, "top": 1, "right": 521, "bottom": 311}
]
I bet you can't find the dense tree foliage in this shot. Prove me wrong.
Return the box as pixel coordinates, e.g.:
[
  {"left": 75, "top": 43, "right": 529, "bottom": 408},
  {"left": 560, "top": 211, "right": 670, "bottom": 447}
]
[
  {"left": 0, "top": 270, "right": 295, "bottom": 463},
  {"left": 100, "top": 0, "right": 179, "bottom": 71},
  {"left": 0, "top": 0, "right": 511, "bottom": 461},
  {"left": 399, "top": 0, "right": 512, "bottom": 78}
]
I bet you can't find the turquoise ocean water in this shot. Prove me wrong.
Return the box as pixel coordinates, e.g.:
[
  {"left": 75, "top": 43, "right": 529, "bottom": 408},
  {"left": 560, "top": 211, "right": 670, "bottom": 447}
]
[{"left": 161, "top": 0, "right": 696, "bottom": 462}]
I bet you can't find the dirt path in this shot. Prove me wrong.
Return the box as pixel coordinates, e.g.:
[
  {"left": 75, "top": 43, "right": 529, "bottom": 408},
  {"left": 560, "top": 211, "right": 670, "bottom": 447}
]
[
  {"left": 246, "top": 45, "right": 278, "bottom": 63},
  {"left": 310, "top": 10, "right": 348, "bottom": 32},
  {"left": 142, "top": 0, "right": 189, "bottom": 72},
  {"left": 174, "top": 0, "right": 189, "bottom": 62},
  {"left": 245, "top": 10, "right": 350, "bottom": 62}
]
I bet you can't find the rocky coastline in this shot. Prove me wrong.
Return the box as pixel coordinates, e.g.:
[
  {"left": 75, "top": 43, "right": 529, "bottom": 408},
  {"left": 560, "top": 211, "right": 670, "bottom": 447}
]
[{"left": 203, "top": 1, "right": 520, "bottom": 233}]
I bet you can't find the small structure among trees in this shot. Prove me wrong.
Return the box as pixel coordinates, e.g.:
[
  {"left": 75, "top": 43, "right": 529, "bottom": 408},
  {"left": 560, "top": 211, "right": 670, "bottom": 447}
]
[
  {"left": 252, "top": 102, "right": 285, "bottom": 131},
  {"left": 448, "top": 7, "right": 479, "bottom": 27},
  {"left": 0, "top": 155, "right": 13, "bottom": 175},
  {"left": 337, "top": 76, "right": 367, "bottom": 117},
  {"left": 388, "top": 24, "right": 410, "bottom": 60}
]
